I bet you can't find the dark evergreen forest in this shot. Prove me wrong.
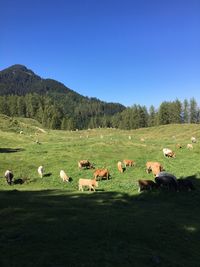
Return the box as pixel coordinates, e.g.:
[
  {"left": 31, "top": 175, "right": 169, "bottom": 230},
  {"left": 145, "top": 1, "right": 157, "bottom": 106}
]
[{"left": 0, "top": 65, "right": 199, "bottom": 130}]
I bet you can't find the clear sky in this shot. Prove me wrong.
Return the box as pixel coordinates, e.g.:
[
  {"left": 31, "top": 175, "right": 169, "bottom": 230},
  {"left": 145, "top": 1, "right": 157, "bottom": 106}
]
[{"left": 1, "top": 0, "right": 200, "bottom": 108}]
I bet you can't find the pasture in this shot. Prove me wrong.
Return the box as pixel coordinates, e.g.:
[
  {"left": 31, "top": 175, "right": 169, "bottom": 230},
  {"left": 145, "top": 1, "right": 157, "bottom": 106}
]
[{"left": 0, "top": 116, "right": 200, "bottom": 266}]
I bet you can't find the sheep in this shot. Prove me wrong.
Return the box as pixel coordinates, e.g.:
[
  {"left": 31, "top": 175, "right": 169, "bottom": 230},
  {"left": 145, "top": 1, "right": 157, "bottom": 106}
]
[
  {"left": 60, "top": 170, "right": 69, "bottom": 182},
  {"left": 117, "top": 161, "right": 124, "bottom": 173},
  {"left": 78, "top": 178, "right": 98, "bottom": 192},
  {"left": 38, "top": 166, "right": 44, "bottom": 178},
  {"left": 5, "top": 170, "right": 14, "bottom": 185}
]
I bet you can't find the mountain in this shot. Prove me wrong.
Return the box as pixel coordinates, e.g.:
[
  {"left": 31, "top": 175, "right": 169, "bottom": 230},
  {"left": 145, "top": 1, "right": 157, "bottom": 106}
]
[{"left": 0, "top": 64, "right": 126, "bottom": 129}]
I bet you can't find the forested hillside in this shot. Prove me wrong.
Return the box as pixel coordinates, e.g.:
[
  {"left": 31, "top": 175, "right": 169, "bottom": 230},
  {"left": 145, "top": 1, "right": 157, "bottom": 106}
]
[{"left": 0, "top": 65, "right": 199, "bottom": 130}]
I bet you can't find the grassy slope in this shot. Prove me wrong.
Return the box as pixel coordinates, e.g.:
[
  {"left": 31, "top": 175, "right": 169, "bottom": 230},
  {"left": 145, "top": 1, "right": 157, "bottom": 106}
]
[{"left": 0, "top": 117, "right": 200, "bottom": 266}]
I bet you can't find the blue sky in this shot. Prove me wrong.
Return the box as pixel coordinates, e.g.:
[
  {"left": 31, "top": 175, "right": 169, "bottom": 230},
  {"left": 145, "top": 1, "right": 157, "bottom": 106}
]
[{"left": 1, "top": 0, "right": 200, "bottom": 108}]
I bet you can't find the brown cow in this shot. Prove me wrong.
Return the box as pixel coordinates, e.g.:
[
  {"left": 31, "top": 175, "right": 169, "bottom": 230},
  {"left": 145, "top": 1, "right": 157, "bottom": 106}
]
[
  {"left": 123, "top": 159, "right": 135, "bottom": 167},
  {"left": 78, "top": 160, "right": 94, "bottom": 169},
  {"left": 138, "top": 179, "right": 158, "bottom": 192},
  {"left": 146, "top": 161, "right": 164, "bottom": 176},
  {"left": 94, "top": 168, "right": 110, "bottom": 180}
]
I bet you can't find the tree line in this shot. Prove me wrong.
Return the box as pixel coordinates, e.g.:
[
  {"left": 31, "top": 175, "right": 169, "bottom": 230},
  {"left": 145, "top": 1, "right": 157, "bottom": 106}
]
[{"left": 0, "top": 94, "right": 199, "bottom": 130}]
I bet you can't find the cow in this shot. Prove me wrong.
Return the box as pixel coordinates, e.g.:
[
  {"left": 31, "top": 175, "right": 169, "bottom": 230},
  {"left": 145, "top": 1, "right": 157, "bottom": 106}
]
[
  {"left": 60, "top": 170, "right": 69, "bottom": 182},
  {"left": 5, "top": 170, "right": 14, "bottom": 185},
  {"left": 38, "top": 166, "right": 44, "bottom": 178},
  {"left": 155, "top": 172, "right": 178, "bottom": 191},
  {"left": 123, "top": 159, "right": 135, "bottom": 167},
  {"left": 94, "top": 168, "right": 110, "bottom": 180},
  {"left": 138, "top": 179, "right": 158, "bottom": 192},
  {"left": 177, "top": 178, "right": 195, "bottom": 191},
  {"left": 78, "top": 178, "right": 98, "bottom": 192},
  {"left": 187, "top": 144, "right": 193, "bottom": 149},
  {"left": 78, "top": 160, "right": 94, "bottom": 169},
  {"left": 146, "top": 161, "right": 164, "bottom": 176},
  {"left": 163, "top": 148, "right": 176, "bottom": 158},
  {"left": 191, "top": 137, "right": 197, "bottom": 143},
  {"left": 117, "top": 161, "right": 124, "bottom": 173},
  {"left": 176, "top": 144, "right": 182, "bottom": 149}
]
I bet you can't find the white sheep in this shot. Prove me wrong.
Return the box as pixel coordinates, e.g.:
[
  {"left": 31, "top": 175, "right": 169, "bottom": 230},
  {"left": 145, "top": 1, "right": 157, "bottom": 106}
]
[
  {"left": 38, "top": 166, "right": 44, "bottom": 178},
  {"left": 60, "top": 170, "right": 69, "bottom": 182}
]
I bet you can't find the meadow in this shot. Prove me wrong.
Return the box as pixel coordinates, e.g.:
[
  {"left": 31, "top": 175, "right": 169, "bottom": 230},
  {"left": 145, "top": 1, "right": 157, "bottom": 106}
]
[{"left": 1, "top": 115, "right": 200, "bottom": 267}]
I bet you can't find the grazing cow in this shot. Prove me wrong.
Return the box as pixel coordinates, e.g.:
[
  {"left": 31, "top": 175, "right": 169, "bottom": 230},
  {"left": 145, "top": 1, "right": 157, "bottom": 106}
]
[
  {"left": 94, "top": 168, "right": 110, "bottom": 180},
  {"left": 176, "top": 144, "right": 182, "bottom": 149},
  {"left": 138, "top": 179, "right": 158, "bottom": 192},
  {"left": 4, "top": 170, "right": 14, "bottom": 185},
  {"left": 177, "top": 179, "right": 195, "bottom": 191},
  {"left": 163, "top": 148, "right": 176, "bottom": 158},
  {"left": 117, "top": 161, "right": 124, "bottom": 173},
  {"left": 123, "top": 159, "right": 135, "bottom": 167},
  {"left": 191, "top": 137, "right": 197, "bottom": 143},
  {"left": 78, "top": 160, "right": 94, "bottom": 169},
  {"left": 155, "top": 172, "right": 178, "bottom": 191},
  {"left": 60, "top": 170, "right": 69, "bottom": 182},
  {"left": 78, "top": 178, "right": 98, "bottom": 192},
  {"left": 187, "top": 144, "right": 193, "bottom": 149},
  {"left": 146, "top": 161, "right": 164, "bottom": 176},
  {"left": 38, "top": 166, "right": 44, "bottom": 178}
]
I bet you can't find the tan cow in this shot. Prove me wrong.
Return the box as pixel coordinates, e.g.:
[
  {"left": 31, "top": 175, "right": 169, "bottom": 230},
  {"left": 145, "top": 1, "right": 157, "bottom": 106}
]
[
  {"left": 94, "top": 168, "right": 110, "bottom": 180},
  {"left": 146, "top": 161, "right": 164, "bottom": 176},
  {"left": 78, "top": 178, "right": 98, "bottom": 192},
  {"left": 60, "top": 170, "right": 69, "bottom": 182},
  {"left": 187, "top": 144, "right": 193, "bottom": 149},
  {"left": 123, "top": 159, "right": 135, "bottom": 167},
  {"left": 117, "top": 161, "right": 124, "bottom": 173}
]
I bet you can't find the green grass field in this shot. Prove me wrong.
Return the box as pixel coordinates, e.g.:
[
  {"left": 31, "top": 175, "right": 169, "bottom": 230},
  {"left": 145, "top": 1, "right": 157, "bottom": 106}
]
[{"left": 1, "top": 116, "right": 200, "bottom": 267}]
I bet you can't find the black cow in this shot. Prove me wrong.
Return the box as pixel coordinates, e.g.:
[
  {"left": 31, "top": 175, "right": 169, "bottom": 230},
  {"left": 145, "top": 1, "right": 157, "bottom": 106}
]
[
  {"left": 155, "top": 172, "right": 178, "bottom": 191},
  {"left": 177, "top": 178, "right": 195, "bottom": 191}
]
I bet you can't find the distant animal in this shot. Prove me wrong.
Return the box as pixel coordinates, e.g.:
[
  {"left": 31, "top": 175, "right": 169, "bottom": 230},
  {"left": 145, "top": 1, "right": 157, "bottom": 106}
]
[
  {"left": 78, "top": 178, "right": 98, "bottom": 192},
  {"left": 176, "top": 144, "right": 182, "bottom": 149},
  {"left": 123, "top": 159, "right": 135, "bottom": 167},
  {"left": 155, "top": 172, "right": 178, "bottom": 191},
  {"left": 146, "top": 161, "right": 164, "bottom": 176},
  {"left": 94, "top": 168, "right": 110, "bottom": 180},
  {"left": 163, "top": 148, "right": 176, "bottom": 158},
  {"left": 191, "top": 137, "right": 197, "bottom": 143},
  {"left": 187, "top": 143, "right": 193, "bottom": 149},
  {"left": 38, "top": 166, "right": 44, "bottom": 178},
  {"left": 177, "top": 178, "right": 195, "bottom": 191},
  {"left": 78, "top": 160, "right": 94, "bottom": 169},
  {"left": 20, "top": 131, "right": 23, "bottom": 134},
  {"left": 4, "top": 170, "right": 14, "bottom": 185},
  {"left": 138, "top": 179, "right": 158, "bottom": 192},
  {"left": 60, "top": 170, "right": 69, "bottom": 182},
  {"left": 117, "top": 161, "right": 124, "bottom": 173}
]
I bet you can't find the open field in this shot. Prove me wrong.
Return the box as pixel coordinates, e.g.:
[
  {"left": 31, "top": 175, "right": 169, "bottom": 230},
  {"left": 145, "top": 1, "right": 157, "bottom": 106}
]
[{"left": 1, "top": 116, "right": 200, "bottom": 266}]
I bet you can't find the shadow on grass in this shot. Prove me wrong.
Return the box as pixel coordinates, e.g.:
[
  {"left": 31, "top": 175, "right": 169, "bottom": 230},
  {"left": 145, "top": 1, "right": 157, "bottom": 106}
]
[
  {"left": 0, "top": 148, "right": 25, "bottom": 153},
  {"left": 0, "top": 176, "right": 200, "bottom": 267}
]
